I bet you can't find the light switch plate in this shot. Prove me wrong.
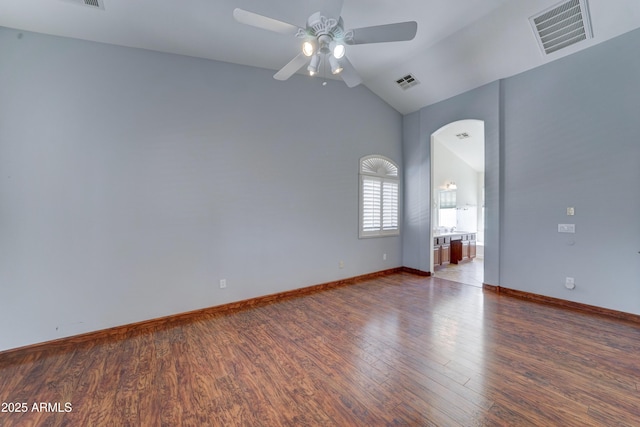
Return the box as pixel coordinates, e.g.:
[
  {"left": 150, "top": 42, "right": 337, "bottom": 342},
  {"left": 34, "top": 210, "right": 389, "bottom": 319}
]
[
  {"left": 558, "top": 224, "right": 575, "bottom": 233},
  {"left": 567, "top": 207, "right": 575, "bottom": 216}
]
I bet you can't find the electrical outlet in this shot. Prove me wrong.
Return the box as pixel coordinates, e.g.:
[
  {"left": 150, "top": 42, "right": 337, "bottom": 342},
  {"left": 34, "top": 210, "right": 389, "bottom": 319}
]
[
  {"left": 219, "top": 279, "right": 227, "bottom": 289},
  {"left": 565, "top": 277, "right": 575, "bottom": 290},
  {"left": 567, "top": 207, "right": 575, "bottom": 216}
]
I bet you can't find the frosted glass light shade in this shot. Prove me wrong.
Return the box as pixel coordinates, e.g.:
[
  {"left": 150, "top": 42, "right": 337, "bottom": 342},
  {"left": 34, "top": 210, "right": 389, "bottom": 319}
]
[{"left": 302, "top": 41, "right": 316, "bottom": 57}]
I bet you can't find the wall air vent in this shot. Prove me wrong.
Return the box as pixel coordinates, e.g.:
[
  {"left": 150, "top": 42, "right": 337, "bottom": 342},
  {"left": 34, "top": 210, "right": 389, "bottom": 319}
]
[
  {"left": 395, "top": 74, "right": 420, "bottom": 90},
  {"left": 61, "top": 0, "right": 105, "bottom": 10},
  {"left": 530, "top": 0, "right": 592, "bottom": 55},
  {"left": 456, "top": 132, "right": 470, "bottom": 140}
]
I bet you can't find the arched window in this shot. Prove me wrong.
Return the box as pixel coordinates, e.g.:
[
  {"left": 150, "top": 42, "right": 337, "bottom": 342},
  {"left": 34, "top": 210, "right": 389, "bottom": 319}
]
[{"left": 359, "top": 155, "right": 400, "bottom": 238}]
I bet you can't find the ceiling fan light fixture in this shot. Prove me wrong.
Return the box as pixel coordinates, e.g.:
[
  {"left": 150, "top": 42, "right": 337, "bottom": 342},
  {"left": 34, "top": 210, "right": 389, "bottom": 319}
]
[
  {"left": 233, "top": 7, "right": 418, "bottom": 88},
  {"left": 330, "top": 41, "right": 345, "bottom": 59},
  {"left": 302, "top": 40, "right": 316, "bottom": 57},
  {"left": 329, "top": 55, "right": 343, "bottom": 75},
  {"left": 307, "top": 54, "right": 320, "bottom": 76}
]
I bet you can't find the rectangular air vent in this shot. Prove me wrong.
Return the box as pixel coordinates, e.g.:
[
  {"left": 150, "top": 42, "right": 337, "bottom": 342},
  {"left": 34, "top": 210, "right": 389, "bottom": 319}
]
[
  {"left": 61, "top": 0, "right": 105, "bottom": 10},
  {"left": 395, "top": 74, "right": 420, "bottom": 90},
  {"left": 530, "top": 0, "right": 592, "bottom": 55}
]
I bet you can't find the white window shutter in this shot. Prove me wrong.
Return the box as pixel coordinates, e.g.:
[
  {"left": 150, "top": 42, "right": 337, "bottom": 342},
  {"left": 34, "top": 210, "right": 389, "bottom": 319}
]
[
  {"left": 362, "top": 178, "right": 381, "bottom": 232},
  {"left": 382, "top": 181, "right": 398, "bottom": 230},
  {"left": 359, "top": 155, "right": 400, "bottom": 238}
]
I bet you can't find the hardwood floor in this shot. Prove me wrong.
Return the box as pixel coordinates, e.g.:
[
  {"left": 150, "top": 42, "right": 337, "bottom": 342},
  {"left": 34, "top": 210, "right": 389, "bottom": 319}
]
[{"left": 1, "top": 273, "right": 640, "bottom": 426}]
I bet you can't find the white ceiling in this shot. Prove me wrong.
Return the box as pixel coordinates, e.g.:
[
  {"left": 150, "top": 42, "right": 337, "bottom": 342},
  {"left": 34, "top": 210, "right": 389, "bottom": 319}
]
[
  {"left": 2, "top": 0, "right": 640, "bottom": 114},
  {"left": 434, "top": 120, "right": 485, "bottom": 172}
]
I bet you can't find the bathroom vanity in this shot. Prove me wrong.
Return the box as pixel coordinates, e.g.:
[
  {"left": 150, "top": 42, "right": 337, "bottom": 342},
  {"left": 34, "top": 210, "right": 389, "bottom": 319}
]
[{"left": 434, "top": 232, "right": 476, "bottom": 266}]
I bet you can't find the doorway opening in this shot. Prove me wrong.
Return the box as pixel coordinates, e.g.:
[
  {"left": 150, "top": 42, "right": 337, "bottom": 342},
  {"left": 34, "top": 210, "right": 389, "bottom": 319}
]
[{"left": 430, "top": 120, "right": 485, "bottom": 287}]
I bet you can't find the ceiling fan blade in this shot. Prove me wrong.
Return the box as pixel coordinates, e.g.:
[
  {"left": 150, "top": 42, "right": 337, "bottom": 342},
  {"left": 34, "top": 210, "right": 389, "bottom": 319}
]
[
  {"left": 339, "top": 56, "right": 363, "bottom": 88},
  {"left": 345, "top": 21, "right": 417, "bottom": 45},
  {"left": 274, "top": 53, "right": 309, "bottom": 81},
  {"left": 233, "top": 8, "right": 301, "bottom": 36},
  {"left": 317, "top": 0, "right": 345, "bottom": 19}
]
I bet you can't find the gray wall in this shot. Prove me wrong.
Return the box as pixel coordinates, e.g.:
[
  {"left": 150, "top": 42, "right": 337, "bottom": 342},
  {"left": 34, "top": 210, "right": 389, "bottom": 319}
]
[
  {"left": 402, "top": 82, "right": 501, "bottom": 283},
  {"left": 501, "top": 28, "right": 640, "bottom": 314},
  {"left": 0, "top": 27, "right": 403, "bottom": 352},
  {"left": 403, "top": 28, "right": 640, "bottom": 315}
]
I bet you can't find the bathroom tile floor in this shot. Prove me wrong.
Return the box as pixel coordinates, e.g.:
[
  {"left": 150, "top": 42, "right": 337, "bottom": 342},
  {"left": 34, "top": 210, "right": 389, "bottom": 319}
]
[{"left": 433, "top": 256, "right": 484, "bottom": 287}]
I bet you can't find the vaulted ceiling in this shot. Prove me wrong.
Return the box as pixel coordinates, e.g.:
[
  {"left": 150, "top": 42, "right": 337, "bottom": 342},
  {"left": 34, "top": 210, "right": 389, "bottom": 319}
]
[{"left": 2, "top": 0, "right": 640, "bottom": 114}]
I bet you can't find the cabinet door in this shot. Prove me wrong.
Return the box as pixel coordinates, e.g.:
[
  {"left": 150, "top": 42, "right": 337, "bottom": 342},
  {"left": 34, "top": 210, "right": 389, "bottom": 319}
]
[
  {"left": 441, "top": 244, "right": 450, "bottom": 264},
  {"left": 451, "top": 240, "right": 462, "bottom": 264},
  {"left": 434, "top": 246, "right": 441, "bottom": 266},
  {"left": 462, "top": 241, "right": 470, "bottom": 259},
  {"left": 469, "top": 241, "right": 476, "bottom": 259}
]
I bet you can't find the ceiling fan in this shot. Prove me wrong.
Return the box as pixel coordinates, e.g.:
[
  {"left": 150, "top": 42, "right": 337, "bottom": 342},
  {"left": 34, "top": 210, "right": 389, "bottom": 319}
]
[{"left": 233, "top": 1, "right": 417, "bottom": 87}]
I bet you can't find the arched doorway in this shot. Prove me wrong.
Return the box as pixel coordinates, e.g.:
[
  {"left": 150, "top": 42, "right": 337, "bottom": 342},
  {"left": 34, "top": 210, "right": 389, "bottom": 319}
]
[{"left": 430, "top": 119, "right": 485, "bottom": 286}]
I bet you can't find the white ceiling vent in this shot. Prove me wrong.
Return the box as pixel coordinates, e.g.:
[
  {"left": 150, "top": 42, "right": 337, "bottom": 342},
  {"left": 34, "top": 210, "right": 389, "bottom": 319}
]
[
  {"left": 530, "top": 0, "right": 592, "bottom": 55},
  {"left": 395, "top": 74, "right": 420, "bottom": 90},
  {"left": 61, "top": 0, "right": 105, "bottom": 10}
]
